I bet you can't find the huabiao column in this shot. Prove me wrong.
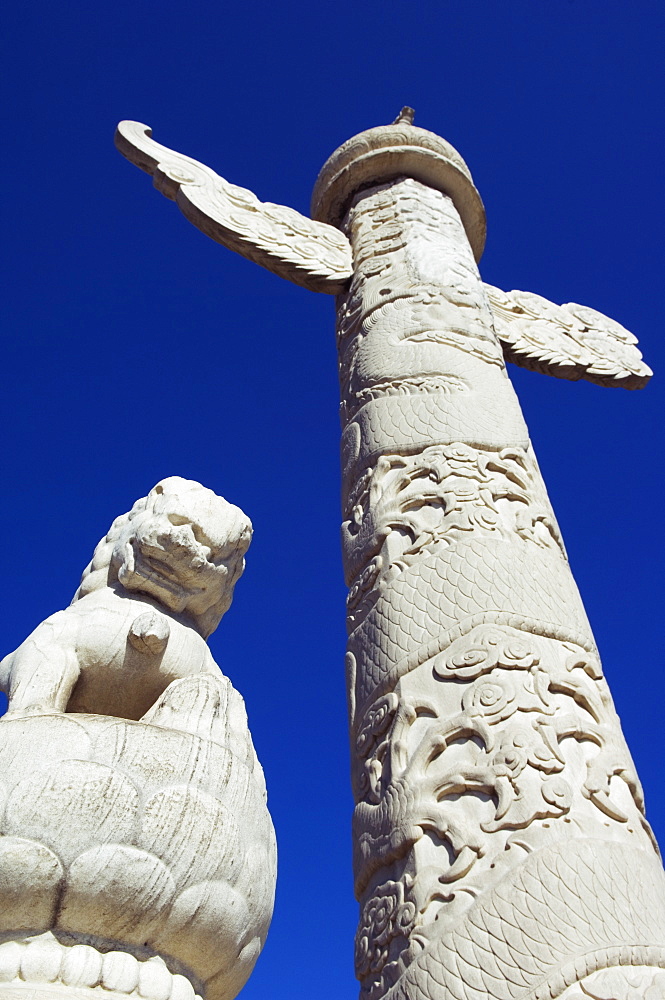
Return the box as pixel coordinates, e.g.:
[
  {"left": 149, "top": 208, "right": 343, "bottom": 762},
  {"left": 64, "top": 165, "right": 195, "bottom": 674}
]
[
  {"left": 311, "top": 118, "right": 665, "bottom": 1000},
  {"left": 113, "top": 109, "right": 665, "bottom": 1000}
]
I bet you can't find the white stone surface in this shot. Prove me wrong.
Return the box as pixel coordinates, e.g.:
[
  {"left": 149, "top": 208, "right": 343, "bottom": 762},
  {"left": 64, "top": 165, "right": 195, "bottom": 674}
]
[
  {"left": 485, "top": 283, "right": 651, "bottom": 389},
  {"left": 0, "top": 478, "right": 276, "bottom": 1000},
  {"left": 310, "top": 110, "right": 487, "bottom": 259},
  {"left": 317, "top": 126, "right": 665, "bottom": 1000},
  {"left": 115, "top": 116, "right": 662, "bottom": 998},
  {"left": 114, "top": 121, "right": 352, "bottom": 295},
  {"left": 1, "top": 476, "right": 251, "bottom": 718},
  {"left": 116, "top": 117, "right": 651, "bottom": 388}
]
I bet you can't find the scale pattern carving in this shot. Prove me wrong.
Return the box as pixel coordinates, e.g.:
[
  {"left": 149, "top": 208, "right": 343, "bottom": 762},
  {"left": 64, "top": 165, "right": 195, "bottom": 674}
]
[{"left": 337, "top": 178, "right": 665, "bottom": 1000}]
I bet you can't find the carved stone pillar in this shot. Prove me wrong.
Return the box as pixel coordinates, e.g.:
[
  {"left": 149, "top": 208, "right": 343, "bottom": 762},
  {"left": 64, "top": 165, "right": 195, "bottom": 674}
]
[
  {"left": 111, "top": 109, "right": 662, "bottom": 1000},
  {"left": 0, "top": 478, "right": 276, "bottom": 1000},
  {"left": 312, "top": 122, "right": 665, "bottom": 1000}
]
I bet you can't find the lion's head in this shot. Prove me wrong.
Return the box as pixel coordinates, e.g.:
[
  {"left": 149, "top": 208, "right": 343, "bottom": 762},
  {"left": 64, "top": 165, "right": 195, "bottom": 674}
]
[{"left": 73, "top": 477, "right": 252, "bottom": 637}]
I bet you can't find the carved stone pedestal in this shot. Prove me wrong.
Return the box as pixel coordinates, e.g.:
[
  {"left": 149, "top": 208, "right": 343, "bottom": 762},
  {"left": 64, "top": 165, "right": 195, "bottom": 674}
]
[
  {"left": 0, "top": 479, "right": 276, "bottom": 1000},
  {"left": 0, "top": 695, "right": 275, "bottom": 1000}
]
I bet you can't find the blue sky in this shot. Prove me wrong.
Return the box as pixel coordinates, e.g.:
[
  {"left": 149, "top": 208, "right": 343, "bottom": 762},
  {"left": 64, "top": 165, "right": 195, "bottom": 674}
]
[{"left": 3, "top": 3, "right": 665, "bottom": 998}]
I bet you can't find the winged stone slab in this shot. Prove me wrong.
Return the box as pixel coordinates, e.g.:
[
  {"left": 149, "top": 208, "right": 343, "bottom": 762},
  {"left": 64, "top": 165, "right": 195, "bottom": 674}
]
[
  {"left": 114, "top": 120, "right": 352, "bottom": 295},
  {"left": 115, "top": 121, "right": 651, "bottom": 390},
  {"left": 485, "top": 283, "right": 652, "bottom": 389}
]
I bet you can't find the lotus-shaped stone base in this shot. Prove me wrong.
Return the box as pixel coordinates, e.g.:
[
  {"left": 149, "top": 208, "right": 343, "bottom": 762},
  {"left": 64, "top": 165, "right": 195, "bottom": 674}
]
[{"left": 0, "top": 675, "right": 276, "bottom": 1000}]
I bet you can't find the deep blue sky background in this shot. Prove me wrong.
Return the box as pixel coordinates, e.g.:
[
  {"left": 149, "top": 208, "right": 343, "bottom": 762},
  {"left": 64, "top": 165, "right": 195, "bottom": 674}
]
[{"left": 3, "top": 3, "right": 665, "bottom": 998}]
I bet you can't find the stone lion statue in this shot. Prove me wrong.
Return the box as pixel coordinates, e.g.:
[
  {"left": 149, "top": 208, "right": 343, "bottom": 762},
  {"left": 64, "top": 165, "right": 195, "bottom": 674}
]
[{"left": 0, "top": 476, "right": 252, "bottom": 718}]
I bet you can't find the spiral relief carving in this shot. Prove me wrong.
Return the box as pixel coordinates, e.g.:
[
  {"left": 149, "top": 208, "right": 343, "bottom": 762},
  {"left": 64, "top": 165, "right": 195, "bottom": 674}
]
[
  {"left": 113, "top": 113, "right": 661, "bottom": 1000},
  {"left": 328, "top": 159, "right": 664, "bottom": 1000}
]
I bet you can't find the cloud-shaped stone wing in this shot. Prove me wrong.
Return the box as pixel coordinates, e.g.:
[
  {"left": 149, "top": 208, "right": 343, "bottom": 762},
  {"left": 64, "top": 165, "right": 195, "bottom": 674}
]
[
  {"left": 115, "top": 121, "right": 353, "bottom": 295},
  {"left": 485, "top": 284, "right": 652, "bottom": 389}
]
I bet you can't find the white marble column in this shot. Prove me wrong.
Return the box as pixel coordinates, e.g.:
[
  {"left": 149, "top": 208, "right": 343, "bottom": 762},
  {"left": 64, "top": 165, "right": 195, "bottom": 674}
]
[
  {"left": 312, "top": 121, "right": 665, "bottom": 1000},
  {"left": 111, "top": 110, "right": 664, "bottom": 1000}
]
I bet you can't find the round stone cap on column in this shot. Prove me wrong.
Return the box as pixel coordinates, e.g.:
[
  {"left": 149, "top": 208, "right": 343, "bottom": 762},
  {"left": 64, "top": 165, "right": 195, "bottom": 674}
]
[{"left": 311, "top": 108, "right": 486, "bottom": 261}]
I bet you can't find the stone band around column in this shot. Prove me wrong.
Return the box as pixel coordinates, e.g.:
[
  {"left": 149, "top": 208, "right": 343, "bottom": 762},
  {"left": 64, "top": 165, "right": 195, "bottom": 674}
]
[{"left": 311, "top": 116, "right": 486, "bottom": 260}]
